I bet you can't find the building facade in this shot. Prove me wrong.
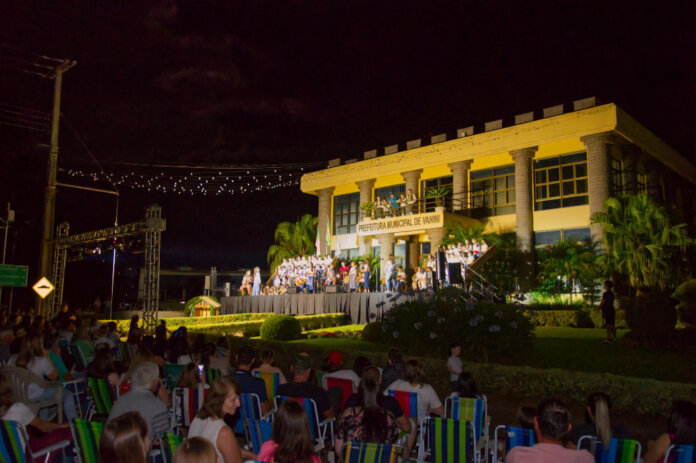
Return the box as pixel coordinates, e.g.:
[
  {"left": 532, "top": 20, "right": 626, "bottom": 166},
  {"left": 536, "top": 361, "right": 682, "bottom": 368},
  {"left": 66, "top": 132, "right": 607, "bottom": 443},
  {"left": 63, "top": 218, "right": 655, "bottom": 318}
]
[{"left": 300, "top": 99, "right": 696, "bottom": 281}]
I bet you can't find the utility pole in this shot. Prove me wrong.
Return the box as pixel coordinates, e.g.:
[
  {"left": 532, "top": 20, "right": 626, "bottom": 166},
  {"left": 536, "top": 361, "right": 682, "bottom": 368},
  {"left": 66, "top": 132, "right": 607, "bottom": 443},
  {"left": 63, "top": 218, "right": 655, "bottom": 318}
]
[
  {"left": 38, "top": 59, "right": 76, "bottom": 316},
  {"left": 0, "top": 202, "right": 14, "bottom": 310}
]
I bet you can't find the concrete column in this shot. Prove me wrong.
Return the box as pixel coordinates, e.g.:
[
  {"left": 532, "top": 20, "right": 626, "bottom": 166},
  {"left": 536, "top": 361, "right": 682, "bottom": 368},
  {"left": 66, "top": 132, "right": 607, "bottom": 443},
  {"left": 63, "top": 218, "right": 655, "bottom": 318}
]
[
  {"left": 510, "top": 147, "right": 538, "bottom": 252},
  {"left": 621, "top": 144, "right": 639, "bottom": 194},
  {"left": 316, "top": 187, "right": 335, "bottom": 256},
  {"left": 408, "top": 236, "right": 421, "bottom": 272},
  {"left": 401, "top": 169, "right": 423, "bottom": 213},
  {"left": 426, "top": 228, "right": 445, "bottom": 253},
  {"left": 359, "top": 236, "right": 372, "bottom": 258},
  {"left": 356, "top": 178, "right": 376, "bottom": 218},
  {"left": 581, "top": 132, "right": 615, "bottom": 249},
  {"left": 376, "top": 233, "right": 395, "bottom": 281},
  {"left": 448, "top": 160, "right": 473, "bottom": 211}
]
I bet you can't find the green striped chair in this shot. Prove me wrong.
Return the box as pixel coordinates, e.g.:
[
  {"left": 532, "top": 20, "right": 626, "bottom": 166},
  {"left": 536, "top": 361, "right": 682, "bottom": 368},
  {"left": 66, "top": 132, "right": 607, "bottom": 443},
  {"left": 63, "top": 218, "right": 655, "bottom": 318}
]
[
  {"left": 1, "top": 420, "right": 70, "bottom": 463},
  {"left": 339, "top": 442, "right": 402, "bottom": 463},
  {"left": 71, "top": 418, "right": 104, "bottom": 463},
  {"left": 577, "top": 436, "right": 642, "bottom": 463},
  {"left": 161, "top": 432, "right": 184, "bottom": 463},
  {"left": 665, "top": 444, "right": 696, "bottom": 463},
  {"left": 426, "top": 417, "right": 477, "bottom": 463},
  {"left": 86, "top": 377, "right": 115, "bottom": 420},
  {"left": 118, "top": 341, "right": 132, "bottom": 364},
  {"left": 205, "top": 368, "right": 222, "bottom": 385}
]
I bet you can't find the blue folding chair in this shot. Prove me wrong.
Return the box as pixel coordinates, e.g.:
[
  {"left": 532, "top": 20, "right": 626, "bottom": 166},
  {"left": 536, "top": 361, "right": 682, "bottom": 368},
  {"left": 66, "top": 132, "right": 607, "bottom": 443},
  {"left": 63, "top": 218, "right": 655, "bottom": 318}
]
[
  {"left": 664, "top": 444, "right": 695, "bottom": 463},
  {"left": 577, "top": 435, "right": 642, "bottom": 463},
  {"left": 339, "top": 441, "right": 403, "bottom": 463},
  {"left": 274, "top": 395, "right": 334, "bottom": 451},
  {"left": 493, "top": 425, "right": 535, "bottom": 462},
  {"left": 1, "top": 420, "right": 70, "bottom": 463}
]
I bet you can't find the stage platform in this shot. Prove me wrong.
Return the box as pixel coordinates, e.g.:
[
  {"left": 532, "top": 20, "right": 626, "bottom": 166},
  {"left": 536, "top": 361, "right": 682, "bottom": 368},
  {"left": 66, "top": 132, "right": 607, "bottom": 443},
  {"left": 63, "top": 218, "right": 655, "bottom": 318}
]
[{"left": 220, "top": 291, "right": 432, "bottom": 324}]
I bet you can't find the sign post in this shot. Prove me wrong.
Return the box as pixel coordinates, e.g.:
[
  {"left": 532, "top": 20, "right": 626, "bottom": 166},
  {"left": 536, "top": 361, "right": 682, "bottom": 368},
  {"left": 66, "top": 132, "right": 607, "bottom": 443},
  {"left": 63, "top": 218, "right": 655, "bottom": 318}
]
[{"left": 0, "top": 264, "right": 28, "bottom": 287}]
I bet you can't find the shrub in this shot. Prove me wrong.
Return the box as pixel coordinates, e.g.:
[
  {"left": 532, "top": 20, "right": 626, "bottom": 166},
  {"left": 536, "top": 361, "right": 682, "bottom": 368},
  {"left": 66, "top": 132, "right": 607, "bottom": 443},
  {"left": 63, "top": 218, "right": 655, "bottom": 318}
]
[
  {"left": 260, "top": 315, "right": 302, "bottom": 341},
  {"left": 362, "top": 322, "right": 382, "bottom": 342},
  {"left": 623, "top": 295, "right": 678, "bottom": 346},
  {"left": 587, "top": 307, "right": 627, "bottom": 329},
  {"left": 379, "top": 287, "right": 534, "bottom": 362},
  {"left": 672, "top": 279, "right": 696, "bottom": 325},
  {"left": 523, "top": 309, "right": 593, "bottom": 328}
]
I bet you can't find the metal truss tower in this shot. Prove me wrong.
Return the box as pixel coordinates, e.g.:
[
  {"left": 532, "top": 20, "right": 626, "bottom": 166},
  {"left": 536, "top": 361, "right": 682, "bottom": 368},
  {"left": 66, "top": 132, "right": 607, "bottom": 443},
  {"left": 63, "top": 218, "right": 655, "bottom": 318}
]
[
  {"left": 142, "top": 205, "right": 165, "bottom": 334},
  {"left": 48, "top": 222, "right": 70, "bottom": 317},
  {"left": 49, "top": 205, "right": 166, "bottom": 329}
]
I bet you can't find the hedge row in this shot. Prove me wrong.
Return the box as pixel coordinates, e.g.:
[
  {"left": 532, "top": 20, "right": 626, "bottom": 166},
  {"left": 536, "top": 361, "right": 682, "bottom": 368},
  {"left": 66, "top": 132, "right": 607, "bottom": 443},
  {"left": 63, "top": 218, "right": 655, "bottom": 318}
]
[
  {"left": 522, "top": 308, "right": 626, "bottom": 328},
  {"left": 103, "top": 313, "right": 351, "bottom": 338},
  {"left": 223, "top": 336, "right": 696, "bottom": 417}
]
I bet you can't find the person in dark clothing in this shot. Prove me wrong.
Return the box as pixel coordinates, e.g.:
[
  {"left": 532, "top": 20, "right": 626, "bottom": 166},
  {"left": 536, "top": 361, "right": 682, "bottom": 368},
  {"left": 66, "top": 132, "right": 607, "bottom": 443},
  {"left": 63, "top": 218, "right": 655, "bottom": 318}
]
[
  {"left": 381, "top": 348, "right": 404, "bottom": 388},
  {"left": 598, "top": 280, "right": 616, "bottom": 343},
  {"left": 277, "top": 353, "right": 335, "bottom": 419}
]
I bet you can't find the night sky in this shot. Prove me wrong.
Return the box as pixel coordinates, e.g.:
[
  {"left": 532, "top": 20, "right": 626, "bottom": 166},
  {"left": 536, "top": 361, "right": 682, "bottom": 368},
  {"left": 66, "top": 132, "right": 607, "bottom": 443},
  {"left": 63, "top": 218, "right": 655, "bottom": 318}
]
[{"left": 1, "top": 1, "right": 695, "bottom": 307}]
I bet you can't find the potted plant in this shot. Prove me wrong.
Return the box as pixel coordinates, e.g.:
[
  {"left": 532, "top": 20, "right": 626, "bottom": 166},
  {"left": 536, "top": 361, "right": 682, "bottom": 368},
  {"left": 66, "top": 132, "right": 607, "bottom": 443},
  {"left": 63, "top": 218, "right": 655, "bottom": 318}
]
[
  {"left": 359, "top": 201, "right": 376, "bottom": 219},
  {"left": 426, "top": 186, "right": 450, "bottom": 211}
]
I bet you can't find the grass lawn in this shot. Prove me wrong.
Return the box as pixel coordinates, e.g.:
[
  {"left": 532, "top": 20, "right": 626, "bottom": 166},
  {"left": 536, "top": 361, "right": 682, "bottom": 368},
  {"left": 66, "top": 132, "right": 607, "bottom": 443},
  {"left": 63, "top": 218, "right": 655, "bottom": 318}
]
[{"left": 283, "top": 325, "right": 696, "bottom": 384}]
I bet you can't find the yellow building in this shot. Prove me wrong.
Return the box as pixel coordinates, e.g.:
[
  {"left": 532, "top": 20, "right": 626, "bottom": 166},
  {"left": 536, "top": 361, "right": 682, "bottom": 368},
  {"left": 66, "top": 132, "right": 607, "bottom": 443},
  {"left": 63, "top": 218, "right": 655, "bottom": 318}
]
[{"left": 300, "top": 98, "right": 696, "bottom": 280}]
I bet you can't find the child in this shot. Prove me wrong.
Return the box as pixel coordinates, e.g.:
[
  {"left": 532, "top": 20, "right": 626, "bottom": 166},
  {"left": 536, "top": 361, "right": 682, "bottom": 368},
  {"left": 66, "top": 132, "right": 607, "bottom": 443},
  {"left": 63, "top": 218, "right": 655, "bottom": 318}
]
[
  {"left": 447, "top": 343, "right": 463, "bottom": 392},
  {"left": 252, "top": 350, "right": 288, "bottom": 384}
]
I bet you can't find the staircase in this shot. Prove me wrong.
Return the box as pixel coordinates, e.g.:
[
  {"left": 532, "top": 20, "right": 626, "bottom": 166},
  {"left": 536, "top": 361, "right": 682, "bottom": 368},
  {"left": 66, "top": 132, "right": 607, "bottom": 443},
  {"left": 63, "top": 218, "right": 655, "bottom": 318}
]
[{"left": 461, "top": 245, "right": 504, "bottom": 303}]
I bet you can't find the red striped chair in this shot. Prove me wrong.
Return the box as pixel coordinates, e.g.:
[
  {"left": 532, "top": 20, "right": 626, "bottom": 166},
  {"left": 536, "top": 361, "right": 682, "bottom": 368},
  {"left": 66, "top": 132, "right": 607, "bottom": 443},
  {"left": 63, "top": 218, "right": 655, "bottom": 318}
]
[{"left": 172, "top": 386, "right": 209, "bottom": 433}]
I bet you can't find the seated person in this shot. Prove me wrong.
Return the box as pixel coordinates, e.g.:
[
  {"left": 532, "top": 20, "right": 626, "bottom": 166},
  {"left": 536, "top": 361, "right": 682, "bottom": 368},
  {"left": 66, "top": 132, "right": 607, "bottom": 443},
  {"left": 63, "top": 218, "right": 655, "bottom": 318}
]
[
  {"left": 108, "top": 362, "right": 170, "bottom": 443},
  {"left": 277, "top": 353, "right": 335, "bottom": 419},
  {"left": 251, "top": 350, "right": 288, "bottom": 385},
  {"left": 505, "top": 398, "right": 594, "bottom": 463},
  {"left": 645, "top": 400, "right": 696, "bottom": 463},
  {"left": 384, "top": 359, "right": 443, "bottom": 421},
  {"left": 568, "top": 392, "right": 629, "bottom": 446}
]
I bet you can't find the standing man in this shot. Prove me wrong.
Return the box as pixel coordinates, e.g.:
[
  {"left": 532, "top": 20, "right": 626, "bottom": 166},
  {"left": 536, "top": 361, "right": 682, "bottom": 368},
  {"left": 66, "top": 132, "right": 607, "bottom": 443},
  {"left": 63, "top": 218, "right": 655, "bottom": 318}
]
[
  {"left": 598, "top": 280, "right": 616, "bottom": 343},
  {"left": 436, "top": 245, "right": 447, "bottom": 289},
  {"left": 406, "top": 188, "right": 417, "bottom": 214}
]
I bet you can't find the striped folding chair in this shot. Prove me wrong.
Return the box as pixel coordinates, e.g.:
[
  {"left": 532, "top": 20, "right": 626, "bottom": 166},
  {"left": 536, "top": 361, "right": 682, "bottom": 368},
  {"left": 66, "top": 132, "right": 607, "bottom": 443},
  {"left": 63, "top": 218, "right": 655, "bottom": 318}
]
[
  {"left": 386, "top": 389, "right": 426, "bottom": 460},
  {"left": 86, "top": 377, "right": 116, "bottom": 420},
  {"left": 205, "top": 368, "right": 222, "bottom": 385},
  {"left": 274, "top": 395, "right": 333, "bottom": 451},
  {"left": 246, "top": 418, "right": 273, "bottom": 454},
  {"left": 233, "top": 393, "right": 266, "bottom": 438},
  {"left": 164, "top": 364, "right": 186, "bottom": 390},
  {"left": 71, "top": 418, "right": 104, "bottom": 463},
  {"left": 425, "top": 417, "right": 477, "bottom": 463},
  {"left": 1, "top": 420, "right": 70, "bottom": 463},
  {"left": 665, "top": 444, "right": 696, "bottom": 463},
  {"left": 66, "top": 344, "right": 88, "bottom": 371},
  {"left": 323, "top": 375, "right": 357, "bottom": 411},
  {"left": 118, "top": 342, "right": 131, "bottom": 364},
  {"left": 492, "top": 425, "right": 535, "bottom": 462},
  {"left": 173, "top": 387, "right": 209, "bottom": 432},
  {"left": 577, "top": 435, "right": 642, "bottom": 463},
  {"left": 161, "top": 432, "right": 184, "bottom": 463},
  {"left": 253, "top": 371, "right": 280, "bottom": 400},
  {"left": 445, "top": 397, "right": 489, "bottom": 457},
  {"left": 339, "top": 441, "right": 402, "bottom": 463}
]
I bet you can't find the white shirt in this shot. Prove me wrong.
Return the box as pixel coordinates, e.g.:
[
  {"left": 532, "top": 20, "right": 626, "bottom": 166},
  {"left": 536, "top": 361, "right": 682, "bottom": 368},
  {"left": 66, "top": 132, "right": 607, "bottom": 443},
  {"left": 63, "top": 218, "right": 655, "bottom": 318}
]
[
  {"left": 8, "top": 355, "right": 55, "bottom": 400},
  {"left": 189, "top": 417, "right": 226, "bottom": 463},
  {"left": 94, "top": 337, "right": 116, "bottom": 349},
  {"left": 385, "top": 379, "right": 442, "bottom": 421},
  {"left": 385, "top": 260, "right": 394, "bottom": 275},
  {"left": 324, "top": 369, "right": 360, "bottom": 389},
  {"left": 2, "top": 402, "right": 36, "bottom": 426}
]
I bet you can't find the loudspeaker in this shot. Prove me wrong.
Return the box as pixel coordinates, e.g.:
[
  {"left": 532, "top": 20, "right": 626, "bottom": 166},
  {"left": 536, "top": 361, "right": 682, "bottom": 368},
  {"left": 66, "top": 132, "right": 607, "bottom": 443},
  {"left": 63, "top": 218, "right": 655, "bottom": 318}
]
[
  {"left": 286, "top": 286, "right": 300, "bottom": 294},
  {"left": 325, "top": 285, "right": 338, "bottom": 293}
]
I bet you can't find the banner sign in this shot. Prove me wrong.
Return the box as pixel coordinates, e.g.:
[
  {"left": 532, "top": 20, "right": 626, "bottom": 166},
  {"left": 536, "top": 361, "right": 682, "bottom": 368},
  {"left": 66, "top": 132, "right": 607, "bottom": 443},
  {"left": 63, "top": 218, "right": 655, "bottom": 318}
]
[{"left": 356, "top": 211, "right": 443, "bottom": 236}]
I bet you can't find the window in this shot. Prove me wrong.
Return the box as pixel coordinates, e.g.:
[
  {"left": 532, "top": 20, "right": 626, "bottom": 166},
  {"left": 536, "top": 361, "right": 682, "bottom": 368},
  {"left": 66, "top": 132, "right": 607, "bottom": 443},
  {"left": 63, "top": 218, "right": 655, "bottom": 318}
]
[
  {"left": 338, "top": 249, "right": 360, "bottom": 260},
  {"left": 374, "top": 184, "right": 405, "bottom": 202},
  {"left": 535, "top": 227, "right": 591, "bottom": 247},
  {"left": 421, "top": 176, "right": 453, "bottom": 211},
  {"left": 470, "top": 165, "right": 515, "bottom": 217},
  {"left": 333, "top": 193, "right": 360, "bottom": 235},
  {"left": 421, "top": 242, "right": 431, "bottom": 256},
  {"left": 610, "top": 157, "right": 623, "bottom": 196},
  {"left": 534, "top": 152, "right": 589, "bottom": 210},
  {"left": 637, "top": 171, "right": 648, "bottom": 194}
]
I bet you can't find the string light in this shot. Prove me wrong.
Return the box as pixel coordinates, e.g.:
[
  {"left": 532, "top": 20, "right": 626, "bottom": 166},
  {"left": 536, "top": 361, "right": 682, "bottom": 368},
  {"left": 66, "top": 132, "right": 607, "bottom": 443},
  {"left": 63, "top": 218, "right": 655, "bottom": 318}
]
[{"left": 58, "top": 161, "right": 323, "bottom": 196}]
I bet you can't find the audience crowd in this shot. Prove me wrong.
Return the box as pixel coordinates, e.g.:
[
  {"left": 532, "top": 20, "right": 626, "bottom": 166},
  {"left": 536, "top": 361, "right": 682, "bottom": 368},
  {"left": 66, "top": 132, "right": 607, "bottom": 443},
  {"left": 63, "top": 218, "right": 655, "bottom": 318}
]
[{"left": 0, "top": 306, "right": 694, "bottom": 463}]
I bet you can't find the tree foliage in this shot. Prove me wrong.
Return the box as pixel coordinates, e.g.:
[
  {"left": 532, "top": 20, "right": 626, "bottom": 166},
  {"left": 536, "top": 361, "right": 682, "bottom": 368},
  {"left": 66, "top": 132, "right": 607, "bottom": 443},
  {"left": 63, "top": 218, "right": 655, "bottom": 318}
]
[
  {"left": 592, "top": 194, "right": 693, "bottom": 292},
  {"left": 536, "top": 239, "right": 601, "bottom": 303},
  {"left": 266, "top": 214, "right": 318, "bottom": 272}
]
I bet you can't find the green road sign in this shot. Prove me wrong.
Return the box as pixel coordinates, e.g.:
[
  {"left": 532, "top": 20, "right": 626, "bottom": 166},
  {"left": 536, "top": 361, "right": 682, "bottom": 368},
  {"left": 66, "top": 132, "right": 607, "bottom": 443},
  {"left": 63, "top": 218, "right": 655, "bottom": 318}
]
[{"left": 0, "top": 264, "right": 29, "bottom": 287}]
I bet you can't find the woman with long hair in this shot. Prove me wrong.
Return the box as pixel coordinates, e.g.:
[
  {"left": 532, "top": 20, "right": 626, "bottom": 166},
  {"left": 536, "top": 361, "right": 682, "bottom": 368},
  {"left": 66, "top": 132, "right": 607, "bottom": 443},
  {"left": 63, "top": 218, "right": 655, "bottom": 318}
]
[
  {"left": 334, "top": 376, "right": 399, "bottom": 452},
  {"left": 174, "top": 437, "right": 220, "bottom": 463},
  {"left": 175, "top": 363, "right": 205, "bottom": 389},
  {"left": 100, "top": 411, "right": 149, "bottom": 463},
  {"left": 88, "top": 349, "right": 120, "bottom": 386},
  {"left": 645, "top": 400, "right": 696, "bottom": 463},
  {"left": 257, "top": 399, "right": 320, "bottom": 463},
  {"left": 451, "top": 371, "right": 483, "bottom": 400},
  {"left": 385, "top": 359, "right": 443, "bottom": 420},
  {"left": 0, "top": 372, "right": 72, "bottom": 463},
  {"left": 9, "top": 334, "right": 77, "bottom": 420},
  {"left": 189, "top": 377, "right": 256, "bottom": 463}
]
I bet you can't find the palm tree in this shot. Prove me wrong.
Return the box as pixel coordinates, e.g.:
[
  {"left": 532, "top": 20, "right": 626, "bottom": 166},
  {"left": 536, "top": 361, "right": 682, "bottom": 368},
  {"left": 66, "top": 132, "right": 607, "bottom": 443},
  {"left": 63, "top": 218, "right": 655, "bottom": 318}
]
[
  {"left": 592, "top": 194, "right": 693, "bottom": 292},
  {"left": 266, "top": 214, "right": 318, "bottom": 272}
]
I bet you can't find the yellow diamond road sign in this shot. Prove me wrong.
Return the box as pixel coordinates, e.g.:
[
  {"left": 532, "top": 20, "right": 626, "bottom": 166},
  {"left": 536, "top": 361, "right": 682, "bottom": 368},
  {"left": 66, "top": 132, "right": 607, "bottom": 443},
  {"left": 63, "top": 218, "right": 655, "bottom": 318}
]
[{"left": 32, "top": 277, "right": 55, "bottom": 299}]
